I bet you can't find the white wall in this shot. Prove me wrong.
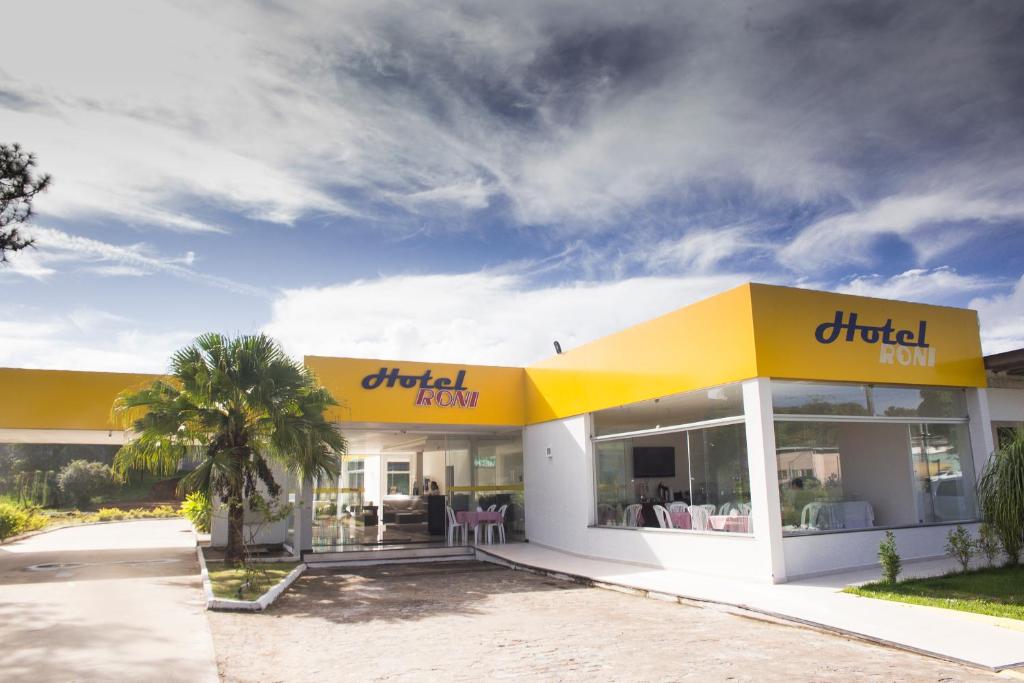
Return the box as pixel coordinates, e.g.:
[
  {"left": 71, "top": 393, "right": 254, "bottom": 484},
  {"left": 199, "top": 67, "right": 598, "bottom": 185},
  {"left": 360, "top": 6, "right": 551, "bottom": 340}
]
[
  {"left": 523, "top": 413, "right": 769, "bottom": 581},
  {"left": 836, "top": 422, "right": 917, "bottom": 526},
  {"left": 783, "top": 523, "right": 980, "bottom": 579},
  {"left": 987, "top": 387, "right": 1024, "bottom": 423}
]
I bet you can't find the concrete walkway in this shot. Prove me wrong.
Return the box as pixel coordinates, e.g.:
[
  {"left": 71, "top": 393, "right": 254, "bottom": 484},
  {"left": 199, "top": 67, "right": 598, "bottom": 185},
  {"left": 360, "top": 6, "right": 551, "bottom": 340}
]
[
  {"left": 479, "top": 543, "right": 1024, "bottom": 672},
  {"left": 0, "top": 519, "right": 218, "bottom": 683}
]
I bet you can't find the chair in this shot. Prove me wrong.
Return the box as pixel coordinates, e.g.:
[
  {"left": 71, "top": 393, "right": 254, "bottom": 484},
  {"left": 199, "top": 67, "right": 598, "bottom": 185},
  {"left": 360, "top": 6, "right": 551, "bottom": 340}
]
[
  {"left": 486, "top": 504, "right": 497, "bottom": 512},
  {"left": 688, "top": 505, "right": 711, "bottom": 531},
  {"left": 668, "top": 502, "right": 688, "bottom": 514},
  {"left": 445, "top": 505, "right": 467, "bottom": 545},
  {"left": 739, "top": 503, "right": 752, "bottom": 516},
  {"left": 597, "top": 503, "right": 617, "bottom": 525},
  {"left": 484, "top": 504, "right": 508, "bottom": 544},
  {"left": 718, "top": 502, "right": 732, "bottom": 515},
  {"left": 652, "top": 505, "right": 673, "bottom": 529},
  {"left": 623, "top": 504, "right": 641, "bottom": 527}
]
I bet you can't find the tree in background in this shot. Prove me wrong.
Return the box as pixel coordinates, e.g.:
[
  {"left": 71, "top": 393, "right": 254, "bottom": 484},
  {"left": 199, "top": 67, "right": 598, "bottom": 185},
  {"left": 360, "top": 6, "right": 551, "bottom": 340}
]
[
  {"left": 113, "top": 333, "right": 346, "bottom": 565},
  {"left": 0, "top": 143, "right": 51, "bottom": 262}
]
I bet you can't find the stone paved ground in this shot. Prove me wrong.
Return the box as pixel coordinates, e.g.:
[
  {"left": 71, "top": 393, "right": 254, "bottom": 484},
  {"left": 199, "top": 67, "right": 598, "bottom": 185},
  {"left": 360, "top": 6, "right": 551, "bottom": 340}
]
[{"left": 207, "top": 561, "right": 1006, "bottom": 683}]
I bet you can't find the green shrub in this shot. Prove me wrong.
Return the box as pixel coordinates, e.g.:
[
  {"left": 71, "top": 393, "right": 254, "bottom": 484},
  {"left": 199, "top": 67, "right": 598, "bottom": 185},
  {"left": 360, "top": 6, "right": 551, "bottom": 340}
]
[
  {"left": 977, "top": 523, "right": 1002, "bottom": 567},
  {"left": 58, "top": 460, "right": 114, "bottom": 509},
  {"left": 180, "top": 491, "right": 211, "bottom": 532},
  {"left": 96, "top": 507, "right": 128, "bottom": 521},
  {"left": 945, "top": 525, "right": 974, "bottom": 572},
  {"left": 879, "top": 530, "right": 902, "bottom": 584},
  {"left": 0, "top": 500, "right": 47, "bottom": 540},
  {"left": 977, "top": 430, "right": 1024, "bottom": 567}
]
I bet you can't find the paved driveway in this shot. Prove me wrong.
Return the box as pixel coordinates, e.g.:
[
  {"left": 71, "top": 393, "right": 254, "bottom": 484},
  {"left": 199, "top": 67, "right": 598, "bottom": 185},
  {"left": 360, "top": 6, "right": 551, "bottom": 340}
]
[
  {"left": 209, "top": 561, "right": 1005, "bottom": 682},
  {"left": 0, "top": 519, "right": 217, "bottom": 683}
]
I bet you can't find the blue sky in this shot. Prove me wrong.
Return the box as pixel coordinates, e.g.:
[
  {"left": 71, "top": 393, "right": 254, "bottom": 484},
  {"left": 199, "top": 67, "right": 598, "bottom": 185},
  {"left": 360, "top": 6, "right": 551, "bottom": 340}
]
[{"left": 2, "top": 1, "right": 1024, "bottom": 372}]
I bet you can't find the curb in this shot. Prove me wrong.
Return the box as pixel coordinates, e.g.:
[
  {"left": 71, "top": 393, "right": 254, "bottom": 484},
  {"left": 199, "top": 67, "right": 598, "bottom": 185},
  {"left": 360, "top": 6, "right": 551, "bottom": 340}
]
[
  {"left": 197, "top": 545, "right": 306, "bottom": 612},
  {"left": 1, "top": 515, "right": 185, "bottom": 545},
  {"left": 473, "top": 547, "right": 1020, "bottom": 674}
]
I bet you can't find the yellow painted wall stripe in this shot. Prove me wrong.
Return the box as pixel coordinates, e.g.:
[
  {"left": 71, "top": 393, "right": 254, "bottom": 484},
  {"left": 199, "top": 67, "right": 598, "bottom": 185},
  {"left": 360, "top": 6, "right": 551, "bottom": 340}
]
[{"left": 0, "top": 367, "right": 157, "bottom": 430}]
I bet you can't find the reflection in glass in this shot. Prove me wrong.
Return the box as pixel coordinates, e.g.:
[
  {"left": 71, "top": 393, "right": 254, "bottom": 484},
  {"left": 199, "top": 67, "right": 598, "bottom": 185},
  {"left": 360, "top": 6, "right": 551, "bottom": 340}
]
[
  {"left": 775, "top": 420, "right": 978, "bottom": 535},
  {"left": 593, "top": 383, "right": 743, "bottom": 436},
  {"left": 909, "top": 424, "right": 977, "bottom": 524},
  {"left": 772, "top": 381, "right": 967, "bottom": 418}
]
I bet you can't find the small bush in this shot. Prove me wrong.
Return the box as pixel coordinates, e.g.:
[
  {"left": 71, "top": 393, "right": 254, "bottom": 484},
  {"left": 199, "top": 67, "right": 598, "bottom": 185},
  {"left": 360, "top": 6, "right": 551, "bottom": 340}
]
[
  {"left": 96, "top": 507, "right": 128, "bottom": 521},
  {"left": 945, "top": 525, "right": 975, "bottom": 572},
  {"left": 58, "top": 460, "right": 114, "bottom": 508},
  {"left": 0, "top": 501, "right": 47, "bottom": 540},
  {"left": 977, "top": 523, "right": 1002, "bottom": 567},
  {"left": 879, "top": 530, "right": 902, "bottom": 584},
  {"left": 180, "top": 491, "right": 212, "bottom": 532}
]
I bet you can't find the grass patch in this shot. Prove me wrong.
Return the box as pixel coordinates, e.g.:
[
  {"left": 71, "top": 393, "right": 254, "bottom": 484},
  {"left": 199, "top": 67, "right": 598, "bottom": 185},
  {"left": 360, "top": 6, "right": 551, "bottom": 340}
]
[
  {"left": 844, "top": 566, "right": 1024, "bottom": 621},
  {"left": 205, "top": 562, "right": 301, "bottom": 601}
]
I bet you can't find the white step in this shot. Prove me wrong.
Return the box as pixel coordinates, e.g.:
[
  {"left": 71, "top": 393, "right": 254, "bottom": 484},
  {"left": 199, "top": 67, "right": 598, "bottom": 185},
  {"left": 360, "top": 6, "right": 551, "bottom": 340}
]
[{"left": 304, "top": 544, "right": 475, "bottom": 567}]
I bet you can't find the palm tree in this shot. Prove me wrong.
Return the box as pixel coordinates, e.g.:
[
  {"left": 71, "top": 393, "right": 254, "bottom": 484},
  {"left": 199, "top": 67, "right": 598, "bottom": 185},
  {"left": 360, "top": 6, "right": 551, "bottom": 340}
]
[
  {"left": 112, "top": 333, "right": 345, "bottom": 565},
  {"left": 977, "top": 429, "right": 1024, "bottom": 566}
]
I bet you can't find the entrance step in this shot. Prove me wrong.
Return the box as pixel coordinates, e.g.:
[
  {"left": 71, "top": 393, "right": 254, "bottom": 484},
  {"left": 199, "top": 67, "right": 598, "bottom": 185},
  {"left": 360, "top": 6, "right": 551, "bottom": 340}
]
[{"left": 303, "top": 545, "right": 475, "bottom": 568}]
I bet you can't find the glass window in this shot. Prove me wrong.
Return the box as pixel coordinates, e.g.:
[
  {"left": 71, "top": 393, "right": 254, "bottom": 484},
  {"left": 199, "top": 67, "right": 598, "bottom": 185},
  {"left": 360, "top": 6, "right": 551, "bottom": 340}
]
[
  {"left": 386, "top": 461, "right": 410, "bottom": 495},
  {"left": 772, "top": 382, "right": 870, "bottom": 416},
  {"left": 775, "top": 421, "right": 978, "bottom": 535},
  {"left": 871, "top": 386, "right": 967, "bottom": 418},
  {"left": 593, "top": 384, "right": 743, "bottom": 436},
  {"left": 773, "top": 381, "right": 967, "bottom": 418},
  {"left": 593, "top": 423, "right": 751, "bottom": 533},
  {"left": 909, "top": 424, "right": 977, "bottom": 524}
]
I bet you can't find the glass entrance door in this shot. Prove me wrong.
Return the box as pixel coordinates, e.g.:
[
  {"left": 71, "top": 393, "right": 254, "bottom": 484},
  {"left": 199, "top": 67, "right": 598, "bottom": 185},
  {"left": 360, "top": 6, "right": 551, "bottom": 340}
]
[{"left": 311, "top": 429, "right": 524, "bottom": 550}]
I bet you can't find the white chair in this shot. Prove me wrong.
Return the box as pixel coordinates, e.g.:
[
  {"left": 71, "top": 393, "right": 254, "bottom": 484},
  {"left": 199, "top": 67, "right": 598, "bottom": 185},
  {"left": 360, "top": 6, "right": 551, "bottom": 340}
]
[
  {"left": 446, "top": 506, "right": 467, "bottom": 546},
  {"left": 484, "top": 504, "right": 508, "bottom": 544},
  {"left": 698, "top": 504, "right": 717, "bottom": 516},
  {"left": 688, "top": 505, "right": 711, "bottom": 531},
  {"left": 739, "top": 503, "right": 752, "bottom": 516},
  {"left": 668, "top": 502, "right": 688, "bottom": 514},
  {"left": 623, "top": 504, "right": 641, "bottom": 527},
  {"left": 486, "top": 504, "right": 497, "bottom": 512},
  {"left": 652, "top": 505, "right": 673, "bottom": 529}
]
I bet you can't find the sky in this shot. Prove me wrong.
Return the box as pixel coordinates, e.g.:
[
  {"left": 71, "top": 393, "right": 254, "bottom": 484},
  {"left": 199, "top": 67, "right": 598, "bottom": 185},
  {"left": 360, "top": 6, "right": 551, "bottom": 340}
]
[{"left": 2, "top": 0, "right": 1024, "bottom": 373}]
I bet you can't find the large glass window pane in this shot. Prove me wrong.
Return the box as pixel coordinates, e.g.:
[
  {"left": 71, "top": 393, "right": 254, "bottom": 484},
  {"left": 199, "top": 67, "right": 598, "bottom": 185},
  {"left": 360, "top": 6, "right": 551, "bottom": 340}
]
[
  {"left": 872, "top": 387, "right": 967, "bottom": 418},
  {"left": 909, "top": 423, "right": 977, "bottom": 523},
  {"left": 775, "top": 420, "right": 978, "bottom": 535},
  {"left": 593, "top": 384, "right": 743, "bottom": 436},
  {"left": 772, "top": 382, "right": 870, "bottom": 416},
  {"left": 774, "top": 381, "right": 967, "bottom": 418},
  {"left": 593, "top": 424, "right": 750, "bottom": 533}
]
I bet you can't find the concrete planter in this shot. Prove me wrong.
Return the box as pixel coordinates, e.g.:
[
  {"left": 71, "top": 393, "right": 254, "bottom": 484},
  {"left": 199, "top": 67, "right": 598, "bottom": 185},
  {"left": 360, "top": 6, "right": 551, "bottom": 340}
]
[{"left": 196, "top": 545, "right": 306, "bottom": 612}]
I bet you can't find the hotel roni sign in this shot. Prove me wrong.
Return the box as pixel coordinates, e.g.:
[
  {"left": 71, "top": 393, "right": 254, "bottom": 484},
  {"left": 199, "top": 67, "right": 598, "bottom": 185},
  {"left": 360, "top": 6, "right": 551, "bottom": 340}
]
[
  {"left": 815, "top": 310, "right": 936, "bottom": 368},
  {"left": 361, "top": 367, "right": 480, "bottom": 409}
]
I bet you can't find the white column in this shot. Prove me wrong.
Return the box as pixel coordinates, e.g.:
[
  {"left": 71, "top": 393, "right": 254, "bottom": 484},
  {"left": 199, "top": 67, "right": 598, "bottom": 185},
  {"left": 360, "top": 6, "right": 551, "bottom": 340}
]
[
  {"left": 742, "top": 378, "right": 787, "bottom": 583},
  {"left": 966, "top": 387, "right": 996, "bottom": 478}
]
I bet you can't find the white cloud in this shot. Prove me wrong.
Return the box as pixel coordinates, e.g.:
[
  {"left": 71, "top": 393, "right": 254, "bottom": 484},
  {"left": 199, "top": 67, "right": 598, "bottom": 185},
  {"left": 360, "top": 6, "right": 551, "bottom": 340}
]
[
  {"left": 780, "top": 193, "right": 1024, "bottom": 272},
  {"left": 1, "top": 225, "right": 270, "bottom": 297},
  {"left": 970, "top": 276, "right": 1024, "bottom": 355},
  {"left": 2, "top": 0, "right": 1020, "bottom": 257},
  {"left": 836, "top": 267, "right": 1002, "bottom": 304},
  {"left": 264, "top": 269, "right": 753, "bottom": 366},
  {"left": 0, "top": 305, "right": 194, "bottom": 373}
]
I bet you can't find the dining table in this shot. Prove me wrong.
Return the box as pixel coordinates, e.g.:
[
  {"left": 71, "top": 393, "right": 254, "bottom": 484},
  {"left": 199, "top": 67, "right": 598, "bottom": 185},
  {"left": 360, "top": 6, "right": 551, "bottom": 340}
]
[
  {"left": 708, "top": 515, "right": 751, "bottom": 533},
  {"left": 455, "top": 510, "right": 503, "bottom": 529},
  {"left": 668, "top": 510, "right": 692, "bottom": 529}
]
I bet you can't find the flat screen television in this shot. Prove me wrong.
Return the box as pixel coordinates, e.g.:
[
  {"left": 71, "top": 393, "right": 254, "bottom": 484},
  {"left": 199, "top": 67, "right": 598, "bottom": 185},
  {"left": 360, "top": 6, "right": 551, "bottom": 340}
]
[{"left": 632, "top": 446, "right": 675, "bottom": 478}]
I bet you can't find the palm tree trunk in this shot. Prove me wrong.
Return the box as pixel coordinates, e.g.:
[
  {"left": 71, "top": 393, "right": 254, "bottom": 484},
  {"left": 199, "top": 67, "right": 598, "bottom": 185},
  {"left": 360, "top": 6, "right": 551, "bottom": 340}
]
[{"left": 224, "top": 498, "right": 245, "bottom": 566}]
